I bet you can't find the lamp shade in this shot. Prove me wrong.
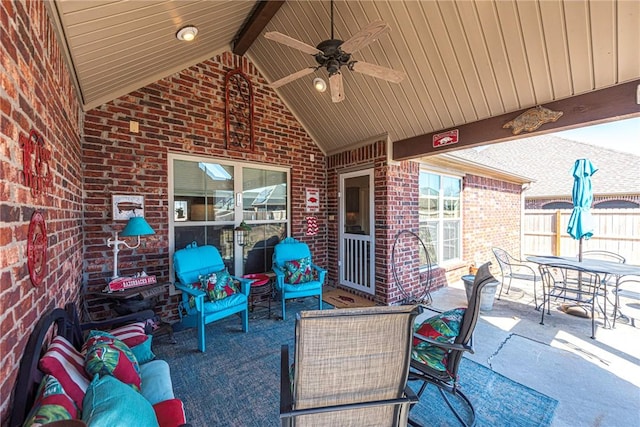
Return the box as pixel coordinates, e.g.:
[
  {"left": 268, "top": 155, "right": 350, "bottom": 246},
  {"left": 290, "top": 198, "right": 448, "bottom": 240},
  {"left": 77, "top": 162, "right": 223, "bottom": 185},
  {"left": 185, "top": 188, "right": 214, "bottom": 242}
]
[{"left": 121, "top": 217, "right": 155, "bottom": 237}]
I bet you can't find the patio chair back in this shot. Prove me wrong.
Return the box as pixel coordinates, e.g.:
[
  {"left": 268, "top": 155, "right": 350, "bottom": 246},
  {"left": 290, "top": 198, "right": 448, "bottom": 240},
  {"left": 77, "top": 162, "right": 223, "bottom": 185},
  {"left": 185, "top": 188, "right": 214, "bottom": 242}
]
[
  {"left": 492, "top": 247, "right": 540, "bottom": 308},
  {"left": 280, "top": 305, "right": 420, "bottom": 427}
]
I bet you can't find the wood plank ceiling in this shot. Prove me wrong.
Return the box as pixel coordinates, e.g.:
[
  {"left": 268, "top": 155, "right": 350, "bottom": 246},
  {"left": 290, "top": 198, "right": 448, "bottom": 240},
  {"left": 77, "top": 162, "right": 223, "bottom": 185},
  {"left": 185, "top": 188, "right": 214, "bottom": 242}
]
[{"left": 48, "top": 0, "right": 640, "bottom": 158}]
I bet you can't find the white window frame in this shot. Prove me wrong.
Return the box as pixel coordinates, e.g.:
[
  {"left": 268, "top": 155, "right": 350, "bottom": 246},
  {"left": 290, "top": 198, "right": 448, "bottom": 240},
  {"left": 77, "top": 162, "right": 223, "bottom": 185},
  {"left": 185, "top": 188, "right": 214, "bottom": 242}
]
[{"left": 418, "top": 168, "right": 463, "bottom": 267}]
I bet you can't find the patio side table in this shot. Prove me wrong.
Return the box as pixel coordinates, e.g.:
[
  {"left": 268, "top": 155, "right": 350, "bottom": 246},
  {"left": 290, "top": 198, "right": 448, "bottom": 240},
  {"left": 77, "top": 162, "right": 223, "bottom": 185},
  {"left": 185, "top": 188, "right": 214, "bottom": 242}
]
[{"left": 243, "top": 273, "right": 273, "bottom": 318}]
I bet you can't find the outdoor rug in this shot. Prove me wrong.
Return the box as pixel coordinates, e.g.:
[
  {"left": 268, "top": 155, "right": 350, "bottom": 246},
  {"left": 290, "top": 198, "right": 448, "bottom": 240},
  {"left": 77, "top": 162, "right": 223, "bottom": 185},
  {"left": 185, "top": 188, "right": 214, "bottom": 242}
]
[
  {"left": 155, "top": 299, "right": 557, "bottom": 426},
  {"left": 322, "top": 288, "right": 376, "bottom": 308}
]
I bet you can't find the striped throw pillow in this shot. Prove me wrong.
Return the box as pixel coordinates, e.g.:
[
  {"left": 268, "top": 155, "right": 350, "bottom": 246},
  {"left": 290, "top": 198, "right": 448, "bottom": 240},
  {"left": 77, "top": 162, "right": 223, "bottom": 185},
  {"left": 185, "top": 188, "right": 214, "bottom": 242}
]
[
  {"left": 38, "top": 335, "right": 90, "bottom": 410},
  {"left": 109, "top": 321, "right": 149, "bottom": 348}
]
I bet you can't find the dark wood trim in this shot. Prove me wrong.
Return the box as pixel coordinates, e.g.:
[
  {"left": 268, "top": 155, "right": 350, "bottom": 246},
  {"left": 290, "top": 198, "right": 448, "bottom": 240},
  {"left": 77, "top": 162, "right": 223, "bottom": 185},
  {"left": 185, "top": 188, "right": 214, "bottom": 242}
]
[
  {"left": 393, "top": 79, "right": 640, "bottom": 161},
  {"left": 233, "top": 1, "right": 286, "bottom": 56}
]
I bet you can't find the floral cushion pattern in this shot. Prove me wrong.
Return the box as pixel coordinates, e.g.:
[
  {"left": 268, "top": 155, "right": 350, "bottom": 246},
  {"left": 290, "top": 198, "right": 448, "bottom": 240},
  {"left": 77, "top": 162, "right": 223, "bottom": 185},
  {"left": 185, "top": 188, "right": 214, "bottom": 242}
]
[
  {"left": 23, "top": 374, "right": 78, "bottom": 426},
  {"left": 83, "top": 330, "right": 142, "bottom": 392},
  {"left": 185, "top": 269, "right": 239, "bottom": 307},
  {"left": 411, "top": 308, "right": 466, "bottom": 372},
  {"left": 38, "top": 335, "right": 90, "bottom": 410},
  {"left": 201, "top": 269, "right": 239, "bottom": 302},
  {"left": 284, "top": 257, "right": 314, "bottom": 284}
]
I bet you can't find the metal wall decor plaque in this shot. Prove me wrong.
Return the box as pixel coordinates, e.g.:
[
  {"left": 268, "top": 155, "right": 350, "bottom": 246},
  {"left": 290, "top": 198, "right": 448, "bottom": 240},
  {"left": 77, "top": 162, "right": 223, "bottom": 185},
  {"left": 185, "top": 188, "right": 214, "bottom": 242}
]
[
  {"left": 225, "top": 68, "right": 254, "bottom": 151},
  {"left": 27, "top": 211, "right": 48, "bottom": 287},
  {"left": 19, "top": 129, "right": 53, "bottom": 196}
]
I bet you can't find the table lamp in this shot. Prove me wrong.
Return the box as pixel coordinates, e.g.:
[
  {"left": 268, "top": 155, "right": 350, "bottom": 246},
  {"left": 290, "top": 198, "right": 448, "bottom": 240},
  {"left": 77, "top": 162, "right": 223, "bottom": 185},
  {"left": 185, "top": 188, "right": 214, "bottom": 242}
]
[{"left": 107, "top": 216, "right": 155, "bottom": 279}]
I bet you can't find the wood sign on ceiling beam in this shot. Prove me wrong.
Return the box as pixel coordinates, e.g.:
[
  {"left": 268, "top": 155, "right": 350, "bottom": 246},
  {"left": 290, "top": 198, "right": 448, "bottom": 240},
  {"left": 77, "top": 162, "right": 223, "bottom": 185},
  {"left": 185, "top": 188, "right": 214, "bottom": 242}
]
[{"left": 393, "top": 79, "right": 640, "bottom": 161}]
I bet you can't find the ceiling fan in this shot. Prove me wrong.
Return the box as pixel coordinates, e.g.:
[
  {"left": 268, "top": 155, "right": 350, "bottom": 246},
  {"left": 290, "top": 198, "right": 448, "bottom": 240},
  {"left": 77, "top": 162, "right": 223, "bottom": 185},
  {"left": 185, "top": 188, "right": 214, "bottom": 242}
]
[{"left": 264, "top": 0, "right": 406, "bottom": 103}]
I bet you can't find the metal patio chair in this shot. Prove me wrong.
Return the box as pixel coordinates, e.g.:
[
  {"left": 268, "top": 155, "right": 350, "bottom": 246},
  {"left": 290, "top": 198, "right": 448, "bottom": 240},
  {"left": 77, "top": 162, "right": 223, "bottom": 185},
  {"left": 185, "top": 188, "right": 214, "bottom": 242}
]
[
  {"left": 408, "top": 262, "right": 498, "bottom": 427},
  {"left": 492, "top": 247, "right": 540, "bottom": 309},
  {"left": 280, "top": 305, "right": 420, "bottom": 426}
]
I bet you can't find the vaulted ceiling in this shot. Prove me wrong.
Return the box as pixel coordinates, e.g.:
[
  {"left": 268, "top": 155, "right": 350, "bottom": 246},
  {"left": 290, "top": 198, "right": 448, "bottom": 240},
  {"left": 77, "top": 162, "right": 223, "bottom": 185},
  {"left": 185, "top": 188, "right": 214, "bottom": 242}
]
[{"left": 48, "top": 0, "right": 640, "bottom": 157}]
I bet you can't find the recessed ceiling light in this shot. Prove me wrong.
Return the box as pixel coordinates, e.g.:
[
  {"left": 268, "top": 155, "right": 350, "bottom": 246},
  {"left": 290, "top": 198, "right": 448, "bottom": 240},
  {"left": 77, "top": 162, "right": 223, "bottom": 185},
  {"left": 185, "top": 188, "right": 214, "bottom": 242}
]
[{"left": 176, "top": 25, "right": 198, "bottom": 42}]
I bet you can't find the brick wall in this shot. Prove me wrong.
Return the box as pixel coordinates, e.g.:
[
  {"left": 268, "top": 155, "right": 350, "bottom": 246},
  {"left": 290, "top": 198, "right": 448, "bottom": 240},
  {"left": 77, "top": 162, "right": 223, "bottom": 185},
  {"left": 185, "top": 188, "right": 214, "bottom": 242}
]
[
  {"left": 327, "top": 141, "right": 448, "bottom": 305},
  {"left": 0, "top": 1, "right": 83, "bottom": 422},
  {"left": 82, "top": 52, "right": 326, "bottom": 320},
  {"left": 463, "top": 175, "right": 523, "bottom": 272}
]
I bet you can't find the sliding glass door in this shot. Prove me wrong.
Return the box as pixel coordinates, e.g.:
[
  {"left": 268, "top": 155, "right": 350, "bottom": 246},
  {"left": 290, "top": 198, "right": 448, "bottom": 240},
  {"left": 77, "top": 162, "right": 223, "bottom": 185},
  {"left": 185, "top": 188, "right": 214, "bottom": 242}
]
[{"left": 169, "top": 154, "right": 289, "bottom": 276}]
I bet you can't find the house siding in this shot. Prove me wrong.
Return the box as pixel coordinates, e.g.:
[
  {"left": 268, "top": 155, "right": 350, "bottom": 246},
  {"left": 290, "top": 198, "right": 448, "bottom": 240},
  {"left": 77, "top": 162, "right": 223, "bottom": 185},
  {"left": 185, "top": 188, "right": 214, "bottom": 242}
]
[{"left": 0, "top": 1, "right": 84, "bottom": 422}]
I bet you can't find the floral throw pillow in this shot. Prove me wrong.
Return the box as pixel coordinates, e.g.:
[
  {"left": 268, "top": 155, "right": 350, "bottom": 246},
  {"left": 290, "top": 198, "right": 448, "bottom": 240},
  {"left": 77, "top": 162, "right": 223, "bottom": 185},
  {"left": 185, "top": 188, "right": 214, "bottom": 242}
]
[
  {"left": 23, "top": 374, "right": 78, "bottom": 426},
  {"left": 284, "top": 257, "right": 314, "bottom": 284},
  {"left": 411, "top": 308, "right": 466, "bottom": 372},
  {"left": 83, "top": 330, "right": 142, "bottom": 392},
  {"left": 200, "top": 269, "right": 239, "bottom": 302}
]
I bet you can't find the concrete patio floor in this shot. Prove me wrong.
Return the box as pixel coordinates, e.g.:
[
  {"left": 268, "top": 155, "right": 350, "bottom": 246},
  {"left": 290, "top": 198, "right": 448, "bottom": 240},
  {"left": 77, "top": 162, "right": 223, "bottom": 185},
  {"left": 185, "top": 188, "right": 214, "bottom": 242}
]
[{"left": 423, "top": 276, "right": 640, "bottom": 427}]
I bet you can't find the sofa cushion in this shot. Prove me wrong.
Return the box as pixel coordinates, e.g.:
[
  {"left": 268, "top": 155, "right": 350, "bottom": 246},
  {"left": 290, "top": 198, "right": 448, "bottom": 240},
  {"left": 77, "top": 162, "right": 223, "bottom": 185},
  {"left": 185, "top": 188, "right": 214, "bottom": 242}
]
[
  {"left": 83, "top": 330, "right": 142, "bottom": 392},
  {"left": 284, "top": 257, "right": 314, "bottom": 284},
  {"left": 153, "top": 399, "right": 187, "bottom": 427},
  {"left": 82, "top": 375, "right": 159, "bottom": 427},
  {"left": 108, "top": 321, "right": 149, "bottom": 347},
  {"left": 38, "top": 335, "right": 90, "bottom": 410},
  {"left": 412, "top": 308, "right": 466, "bottom": 372},
  {"left": 23, "top": 374, "right": 78, "bottom": 426},
  {"left": 139, "top": 360, "right": 175, "bottom": 406},
  {"left": 131, "top": 334, "right": 156, "bottom": 365}
]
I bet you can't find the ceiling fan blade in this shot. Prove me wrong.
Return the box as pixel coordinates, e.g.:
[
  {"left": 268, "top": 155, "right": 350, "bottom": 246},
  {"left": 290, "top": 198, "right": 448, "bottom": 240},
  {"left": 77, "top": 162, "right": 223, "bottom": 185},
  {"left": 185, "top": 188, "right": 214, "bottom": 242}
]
[
  {"left": 329, "top": 73, "right": 345, "bottom": 103},
  {"left": 350, "top": 61, "right": 406, "bottom": 84},
  {"left": 270, "top": 68, "right": 315, "bottom": 89},
  {"left": 339, "top": 20, "right": 390, "bottom": 54},
  {"left": 264, "top": 32, "right": 322, "bottom": 55}
]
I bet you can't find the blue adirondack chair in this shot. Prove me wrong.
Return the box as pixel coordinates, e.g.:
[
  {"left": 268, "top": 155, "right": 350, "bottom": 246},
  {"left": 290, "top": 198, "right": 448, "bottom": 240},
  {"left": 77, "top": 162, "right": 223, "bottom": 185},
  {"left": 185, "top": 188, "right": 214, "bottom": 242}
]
[
  {"left": 272, "top": 237, "right": 326, "bottom": 320},
  {"left": 173, "top": 244, "right": 250, "bottom": 352}
]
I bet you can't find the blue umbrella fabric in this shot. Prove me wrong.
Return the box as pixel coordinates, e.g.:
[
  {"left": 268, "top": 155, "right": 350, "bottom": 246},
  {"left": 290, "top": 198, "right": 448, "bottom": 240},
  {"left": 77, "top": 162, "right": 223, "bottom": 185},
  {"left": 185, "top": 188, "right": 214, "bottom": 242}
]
[{"left": 567, "top": 158, "right": 598, "bottom": 260}]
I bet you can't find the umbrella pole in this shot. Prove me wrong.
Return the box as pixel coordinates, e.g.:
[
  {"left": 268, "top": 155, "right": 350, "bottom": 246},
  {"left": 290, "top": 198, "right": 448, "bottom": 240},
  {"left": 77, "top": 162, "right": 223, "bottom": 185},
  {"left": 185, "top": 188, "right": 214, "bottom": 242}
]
[{"left": 578, "top": 237, "right": 583, "bottom": 262}]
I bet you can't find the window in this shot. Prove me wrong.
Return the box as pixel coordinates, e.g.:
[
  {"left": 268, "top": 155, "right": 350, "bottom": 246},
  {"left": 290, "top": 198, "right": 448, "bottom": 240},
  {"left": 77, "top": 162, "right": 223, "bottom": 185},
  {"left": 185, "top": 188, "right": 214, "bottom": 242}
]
[
  {"left": 170, "top": 154, "right": 289, "bottom": 276},
  {"left": 418, "top": 171, "right": 461, "bottom": 266}
]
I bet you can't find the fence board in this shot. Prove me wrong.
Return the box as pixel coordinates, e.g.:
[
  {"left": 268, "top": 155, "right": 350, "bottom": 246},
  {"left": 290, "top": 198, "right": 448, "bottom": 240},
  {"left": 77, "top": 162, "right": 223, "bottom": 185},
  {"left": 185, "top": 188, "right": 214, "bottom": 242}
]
[{"left": 523, "top": 209, "right": 640, "bottom": 264}]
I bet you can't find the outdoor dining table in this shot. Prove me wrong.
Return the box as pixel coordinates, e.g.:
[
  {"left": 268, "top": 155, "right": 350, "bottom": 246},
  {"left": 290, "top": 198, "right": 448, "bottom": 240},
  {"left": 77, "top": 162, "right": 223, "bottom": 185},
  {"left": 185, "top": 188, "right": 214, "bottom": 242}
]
[{"left": 527, "top": 255, "right": 640, "bottom": 338}]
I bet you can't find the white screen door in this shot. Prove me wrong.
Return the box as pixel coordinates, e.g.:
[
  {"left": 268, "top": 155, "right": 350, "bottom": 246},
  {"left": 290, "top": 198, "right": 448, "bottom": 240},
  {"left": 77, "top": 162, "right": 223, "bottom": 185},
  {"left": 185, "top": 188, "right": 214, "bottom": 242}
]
[{"left": 339, "top": 169, "right": 375, "bottom": 294}]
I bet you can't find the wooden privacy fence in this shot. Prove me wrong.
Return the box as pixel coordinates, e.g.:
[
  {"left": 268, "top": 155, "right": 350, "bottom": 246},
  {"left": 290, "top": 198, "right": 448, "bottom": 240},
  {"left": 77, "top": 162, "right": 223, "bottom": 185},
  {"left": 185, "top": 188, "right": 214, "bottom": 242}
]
[{"left": 523, "top": 209, "right": 640, "bottom": 265}]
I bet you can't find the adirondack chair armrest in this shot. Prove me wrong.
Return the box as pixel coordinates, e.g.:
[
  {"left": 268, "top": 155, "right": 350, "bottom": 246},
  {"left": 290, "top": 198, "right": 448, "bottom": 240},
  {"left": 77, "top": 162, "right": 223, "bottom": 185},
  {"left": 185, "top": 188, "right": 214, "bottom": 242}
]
[
  {"left": 273, "top": 266, "right": 285, "bottom": 284},
  {"left": 233, "top": 276, "right": 252, "bottom": 296},
  {"left": 311, "top": 263, "right": 327, "bottom": 281},
  {"left": 174, "top": 283, "right": 206, "bottom": 310}
]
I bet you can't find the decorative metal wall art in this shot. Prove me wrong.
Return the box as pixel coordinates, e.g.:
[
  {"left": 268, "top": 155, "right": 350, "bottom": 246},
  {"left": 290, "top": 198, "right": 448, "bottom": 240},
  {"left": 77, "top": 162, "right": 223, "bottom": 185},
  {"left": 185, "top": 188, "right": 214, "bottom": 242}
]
[
  {"left": 19, "top": 129, "right": 53, "bottom": 196},
  {"left": 503, "top": 106, "right": 563, "bottom": 135},
  {"left": 112, "top": 194, "right": 145, "bottom": 221},
  {"left": 27, "top": 211, "right": 48, "bottom": 287},
  {"left": 225, "top": 68, "right": 254, "bottom": 151}
]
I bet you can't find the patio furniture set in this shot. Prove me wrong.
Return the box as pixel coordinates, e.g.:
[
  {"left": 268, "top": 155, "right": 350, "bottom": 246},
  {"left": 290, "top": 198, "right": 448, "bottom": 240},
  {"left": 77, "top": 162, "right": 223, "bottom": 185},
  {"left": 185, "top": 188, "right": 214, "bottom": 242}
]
[{"left": 492, "top": 247, "right": 640, "bottom": 339}]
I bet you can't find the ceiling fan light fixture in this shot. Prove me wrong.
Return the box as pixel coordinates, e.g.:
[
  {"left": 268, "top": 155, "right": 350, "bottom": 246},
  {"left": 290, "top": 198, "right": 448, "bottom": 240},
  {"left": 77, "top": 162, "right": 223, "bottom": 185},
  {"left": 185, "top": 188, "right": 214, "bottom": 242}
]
[
  {"left": 313, "top": 77, "right": 327, "bottom": 93},
  {"left": 176, "top": 25, "right": 198, "bottom": 42}
]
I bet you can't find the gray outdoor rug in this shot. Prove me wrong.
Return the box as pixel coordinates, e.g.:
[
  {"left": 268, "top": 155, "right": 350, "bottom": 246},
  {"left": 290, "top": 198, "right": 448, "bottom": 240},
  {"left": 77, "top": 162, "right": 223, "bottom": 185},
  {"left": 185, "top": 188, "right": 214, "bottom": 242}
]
[{"left": 155, "top": 299, "right": 557, "bottom": 426}]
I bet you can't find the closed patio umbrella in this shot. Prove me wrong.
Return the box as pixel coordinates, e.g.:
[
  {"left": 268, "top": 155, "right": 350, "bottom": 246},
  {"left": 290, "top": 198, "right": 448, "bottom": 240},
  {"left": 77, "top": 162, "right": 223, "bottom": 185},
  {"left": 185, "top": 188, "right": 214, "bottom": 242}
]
[{"left": 567, "top": 158, "right": 598, "bottom": 261}]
